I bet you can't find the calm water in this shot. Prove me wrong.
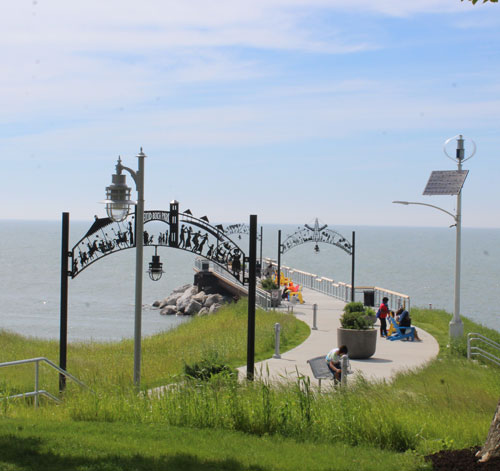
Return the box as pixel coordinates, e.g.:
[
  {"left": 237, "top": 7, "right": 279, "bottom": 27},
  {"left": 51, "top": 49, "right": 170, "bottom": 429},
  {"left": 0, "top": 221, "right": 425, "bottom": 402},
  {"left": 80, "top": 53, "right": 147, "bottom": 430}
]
[{"left": 0, "top": 220, "right": 499, "bottom": 341}]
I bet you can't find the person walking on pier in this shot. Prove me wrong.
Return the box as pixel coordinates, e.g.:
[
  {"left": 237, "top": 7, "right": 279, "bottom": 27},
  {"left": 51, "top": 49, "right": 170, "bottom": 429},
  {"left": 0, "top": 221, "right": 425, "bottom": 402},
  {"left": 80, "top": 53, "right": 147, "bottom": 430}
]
[{"left": 377, "top": 297, "right": 390, "bottom": 337}]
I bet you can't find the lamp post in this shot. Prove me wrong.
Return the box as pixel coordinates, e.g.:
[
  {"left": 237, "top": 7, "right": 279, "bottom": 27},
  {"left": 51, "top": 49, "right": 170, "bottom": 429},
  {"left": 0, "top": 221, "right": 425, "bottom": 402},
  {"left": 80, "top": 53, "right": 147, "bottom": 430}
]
[
  {"left": 393, "top": 134, "right": 474, "bottom": 339},
  {"left": 393, "top": 200, "right": 462, "bottom": 336},
  {"left": 104, "top": 148, "right": 146, "bottom": 386}
]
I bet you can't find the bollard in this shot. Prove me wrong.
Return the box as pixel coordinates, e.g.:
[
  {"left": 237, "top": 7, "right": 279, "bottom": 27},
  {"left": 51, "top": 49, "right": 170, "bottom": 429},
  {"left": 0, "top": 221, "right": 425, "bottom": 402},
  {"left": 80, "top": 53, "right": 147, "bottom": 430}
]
[
  {"left": 341, "top": 355, "right": 348, "bottom": 387},
  {"left": 312, "top": 303, "right": 318, "bottom": 330},
  {"left": 429, "top": 303, "right": 433, "bottom": 310},
  {"left": 272, "top": 323, "right": 281, "bottom": 359}
]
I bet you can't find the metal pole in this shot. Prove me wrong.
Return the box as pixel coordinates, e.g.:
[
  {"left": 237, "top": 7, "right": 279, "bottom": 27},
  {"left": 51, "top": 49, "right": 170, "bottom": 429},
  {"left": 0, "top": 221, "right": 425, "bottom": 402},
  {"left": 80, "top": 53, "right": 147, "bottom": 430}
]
[
  {"left": 35, "top": 360, "right": 39, "bottom": 408},
  {"left": 277, "top": 230, "right": 281, "bottom": 290},
  {"left": 450, "top": 136, "right": 464, "bottom": 338},
  {"left": 351, "top": 231, "right": 355, "bottom": 303},
  {"left": 341, "top": 355, "right": 348, "bottom": 387},
  {"left": 59, "top": 212, "right": 69, "bottom": 393},
  {"left": 312, "top": 304, "right": 318, "bottom": 330},
  {"left": 247, "top": 215, "right": 257, "bottom": 380},
  {"left": 259, "top": 226, "right": 263, "bottom": 275},
  {"left": 134, "top": 150, "right": 145, "bottom": 387},
  {"left": 272, "top": 323, "right": 281, "bottom": 359}
]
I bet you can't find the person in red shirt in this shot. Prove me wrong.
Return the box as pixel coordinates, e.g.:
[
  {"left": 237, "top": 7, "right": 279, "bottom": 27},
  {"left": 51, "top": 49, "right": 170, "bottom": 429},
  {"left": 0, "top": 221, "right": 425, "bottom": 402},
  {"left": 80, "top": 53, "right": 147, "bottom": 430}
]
[{"left": 377, "top": 297, "right": 389, "bottom": 337}]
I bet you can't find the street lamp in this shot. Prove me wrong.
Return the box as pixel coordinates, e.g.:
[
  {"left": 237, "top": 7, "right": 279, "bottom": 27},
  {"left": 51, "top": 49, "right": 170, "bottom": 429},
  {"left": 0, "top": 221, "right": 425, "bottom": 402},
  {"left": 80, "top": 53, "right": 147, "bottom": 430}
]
[
  {"left": 393, "top": 134, "right": 475, "bottom": 339},
  {"left": 104, "top": 148, "right": 146, "bottom": 386}
]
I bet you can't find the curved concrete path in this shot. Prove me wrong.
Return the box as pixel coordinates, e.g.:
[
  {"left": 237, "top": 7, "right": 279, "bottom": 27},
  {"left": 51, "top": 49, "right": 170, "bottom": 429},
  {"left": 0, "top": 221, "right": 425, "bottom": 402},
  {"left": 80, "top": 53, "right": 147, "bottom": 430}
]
[{"left": 238, "top": 287, "right": 439, "bottom": 385}]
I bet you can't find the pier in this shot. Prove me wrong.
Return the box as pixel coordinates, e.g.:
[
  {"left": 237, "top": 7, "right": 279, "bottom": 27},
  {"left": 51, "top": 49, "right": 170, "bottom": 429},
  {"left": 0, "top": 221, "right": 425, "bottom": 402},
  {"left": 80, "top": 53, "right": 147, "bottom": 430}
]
[{"left": 194, "top": 258, "right": 440, "bottom": 386}]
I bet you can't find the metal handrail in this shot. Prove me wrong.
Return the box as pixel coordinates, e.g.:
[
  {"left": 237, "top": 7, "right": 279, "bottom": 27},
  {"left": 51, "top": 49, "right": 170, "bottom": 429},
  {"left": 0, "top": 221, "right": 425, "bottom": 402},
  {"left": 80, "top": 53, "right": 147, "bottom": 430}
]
[
  {"left": 0, "top": 357, "right": 90, "bottom": 408},
  {"left": 263, "top": 258, "right": 410, "bottom": 310},
  {"left": 467, "top": 333, "right": 500, "bottom": 366}
]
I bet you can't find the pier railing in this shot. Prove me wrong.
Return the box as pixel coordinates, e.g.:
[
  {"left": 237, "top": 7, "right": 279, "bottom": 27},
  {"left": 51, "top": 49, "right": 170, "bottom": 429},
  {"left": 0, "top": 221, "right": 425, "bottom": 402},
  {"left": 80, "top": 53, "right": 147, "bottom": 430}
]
[{"left": 263, "top": 258, "right": 410, "bottom": 311}]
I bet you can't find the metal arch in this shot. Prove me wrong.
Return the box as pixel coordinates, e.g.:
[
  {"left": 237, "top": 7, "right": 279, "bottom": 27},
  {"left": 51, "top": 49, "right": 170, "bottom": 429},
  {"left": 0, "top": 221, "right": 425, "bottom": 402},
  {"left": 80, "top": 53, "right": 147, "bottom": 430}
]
[
  {"left": 70, "top": 208, "right": 247, "bottom": 284},
  {"left": 280, "top": 224, "right": 353, "bottom": 255},
  {"left": 222, "top": 223, "right": 262, "bottom": 241}
]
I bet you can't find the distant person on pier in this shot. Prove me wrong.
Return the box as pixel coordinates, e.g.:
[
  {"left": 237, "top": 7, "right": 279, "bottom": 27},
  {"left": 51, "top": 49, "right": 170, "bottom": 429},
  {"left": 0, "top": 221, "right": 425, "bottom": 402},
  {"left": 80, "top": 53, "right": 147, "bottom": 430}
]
[
  {"left": 377, "top": 297, "right": 390, "bottom": 337},
  {"left": 326, "top": 345, "right": 348, "bottom": 382}
]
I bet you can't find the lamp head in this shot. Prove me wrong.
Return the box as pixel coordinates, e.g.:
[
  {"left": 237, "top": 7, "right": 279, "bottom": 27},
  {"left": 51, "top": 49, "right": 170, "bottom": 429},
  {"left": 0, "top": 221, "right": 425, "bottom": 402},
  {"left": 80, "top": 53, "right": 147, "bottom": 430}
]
[
  {"left": 148, "top": 255, "right": 164, "bottom": 281},
  {"left": 103, "top": 158, "right": 135, "bottom": 222}
]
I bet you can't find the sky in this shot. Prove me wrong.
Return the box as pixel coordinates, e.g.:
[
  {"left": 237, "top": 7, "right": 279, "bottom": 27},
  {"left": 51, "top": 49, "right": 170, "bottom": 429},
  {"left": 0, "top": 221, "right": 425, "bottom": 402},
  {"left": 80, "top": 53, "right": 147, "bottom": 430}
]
[{"left": 1, "top": 0, "right": 500, "bottom": 228}]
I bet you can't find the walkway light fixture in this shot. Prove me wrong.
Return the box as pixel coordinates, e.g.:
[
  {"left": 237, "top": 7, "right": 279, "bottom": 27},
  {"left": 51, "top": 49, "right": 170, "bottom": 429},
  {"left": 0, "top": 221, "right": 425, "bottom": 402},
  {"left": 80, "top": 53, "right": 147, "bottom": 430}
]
[
  {"left": 104, "top": 148, "right": 146, "bottom": 386},
  {"left": 393, "top": 134, "right": 475, "bottom": 339},
  {"left": 148, "top": 247, "right": 164, "bottom": 281}
]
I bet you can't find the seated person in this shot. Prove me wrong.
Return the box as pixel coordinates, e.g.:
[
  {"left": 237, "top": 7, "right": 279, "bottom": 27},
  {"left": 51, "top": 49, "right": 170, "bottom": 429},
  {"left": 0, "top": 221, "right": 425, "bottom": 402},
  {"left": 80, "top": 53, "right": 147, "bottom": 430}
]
[
  {"left": 325, "top": 345, "right": 348, "bottom": 382},
  {"left": 395, "top": 307, "right": 421, "bottom": 341}
]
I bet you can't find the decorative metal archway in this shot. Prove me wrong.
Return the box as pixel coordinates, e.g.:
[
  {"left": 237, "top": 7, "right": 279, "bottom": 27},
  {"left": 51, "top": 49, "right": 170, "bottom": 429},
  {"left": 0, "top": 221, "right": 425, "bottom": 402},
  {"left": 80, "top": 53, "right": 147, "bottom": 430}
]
[
  {"left": 276, "top": 218, "right": 355, "bottom": 303},
  {"left": 280, "top": 218, "right": 353, "bottom": 255},
  {"left": 70, "top": 201, "right": 247, "bottom": 284}
]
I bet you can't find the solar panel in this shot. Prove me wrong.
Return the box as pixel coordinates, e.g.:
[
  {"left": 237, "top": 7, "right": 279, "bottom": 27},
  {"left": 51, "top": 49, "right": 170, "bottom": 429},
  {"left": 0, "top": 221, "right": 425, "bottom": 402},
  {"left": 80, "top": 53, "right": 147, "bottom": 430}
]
[{"left": 423, "top": 170, "right": 469, "bottom": 196}]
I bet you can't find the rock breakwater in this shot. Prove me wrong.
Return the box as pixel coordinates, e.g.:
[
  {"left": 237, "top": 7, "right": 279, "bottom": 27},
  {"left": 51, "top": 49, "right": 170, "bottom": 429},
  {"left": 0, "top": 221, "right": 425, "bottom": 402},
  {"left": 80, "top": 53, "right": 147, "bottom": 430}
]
[{"left": 153, "top": 284, "right": 234, "bottom": 317}]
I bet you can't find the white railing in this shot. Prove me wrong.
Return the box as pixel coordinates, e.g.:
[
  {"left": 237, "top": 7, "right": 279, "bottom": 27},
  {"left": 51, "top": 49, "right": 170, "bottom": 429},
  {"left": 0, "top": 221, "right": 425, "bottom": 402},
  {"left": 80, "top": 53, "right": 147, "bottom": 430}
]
[
  {"left": 263, "top": 258, "right": 410, "bottom": 310},
  {"left": 0, "top": 357, "right": 90, "bottom": 408},
  {"left": 467, "top": 333, "right": 500, "bottom": 367}
]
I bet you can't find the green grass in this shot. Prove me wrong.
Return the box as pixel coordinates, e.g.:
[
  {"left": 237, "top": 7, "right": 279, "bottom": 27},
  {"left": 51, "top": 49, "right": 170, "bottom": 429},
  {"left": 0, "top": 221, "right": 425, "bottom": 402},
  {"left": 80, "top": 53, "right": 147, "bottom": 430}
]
[
  {"left": 1, "top": 302, "right": 500, "bottom": 470},
  {"left": 0, "top": 418, "right": 428, "bottom": 471},
  {"left": 0, "top": 299, "right": 310, "bottom": 393}
]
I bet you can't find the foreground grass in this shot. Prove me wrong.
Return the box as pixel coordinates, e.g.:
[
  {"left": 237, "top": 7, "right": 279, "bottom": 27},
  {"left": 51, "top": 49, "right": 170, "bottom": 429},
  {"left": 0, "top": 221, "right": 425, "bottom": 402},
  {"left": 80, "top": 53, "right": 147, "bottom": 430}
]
[
  {"left": 0, "top": 419, "right": 426, "bottom": 471},
  {"left": 1, "top": 304, "right": 500, "bottom": 470}
]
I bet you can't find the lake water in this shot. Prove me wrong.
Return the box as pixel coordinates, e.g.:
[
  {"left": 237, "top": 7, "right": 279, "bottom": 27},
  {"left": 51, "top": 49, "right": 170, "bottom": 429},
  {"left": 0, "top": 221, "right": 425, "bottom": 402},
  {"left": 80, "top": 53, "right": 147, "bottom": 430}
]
[{"left": 0, "top": 220, "right": 498, "bottom": 341}]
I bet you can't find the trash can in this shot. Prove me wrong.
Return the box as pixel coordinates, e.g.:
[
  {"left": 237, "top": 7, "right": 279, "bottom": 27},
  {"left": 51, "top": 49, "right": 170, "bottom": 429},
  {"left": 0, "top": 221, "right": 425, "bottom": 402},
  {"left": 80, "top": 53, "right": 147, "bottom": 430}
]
[
  {"left": 363, "top": 290, "right": 375, "bottom": 307},
  {"left": 270, "top": 289, "right": 281, "bottom": 307}
]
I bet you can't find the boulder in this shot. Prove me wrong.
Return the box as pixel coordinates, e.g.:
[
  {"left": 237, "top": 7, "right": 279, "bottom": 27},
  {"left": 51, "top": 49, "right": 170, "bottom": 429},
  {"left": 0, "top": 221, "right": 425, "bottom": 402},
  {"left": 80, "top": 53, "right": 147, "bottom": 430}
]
[
  {"left": 209, "top": 303, "right": 222, "bottom": 313},
  {"left": 205, "top": 294, "right": 223, "bottom": 308},
  {"left": 185, "top": 299, "right": 202, "bottom": 315},
  {"left": 197, "top": 307, "right": 209, "bottom": 316},
  {"left": 172, "top": 284, "right": 192, "bottom": 294},
  {"left": 176, "top": 286, "right": 199, "bottom": 312},
  {"left": 192, "top": 291, "right": 207, "bottom": 304},
  {"left": 152, "top": 300, "right": 161, "bottom": 308},
  {"left": 160, "top": 305, "right": 177, "bottom": 316}
]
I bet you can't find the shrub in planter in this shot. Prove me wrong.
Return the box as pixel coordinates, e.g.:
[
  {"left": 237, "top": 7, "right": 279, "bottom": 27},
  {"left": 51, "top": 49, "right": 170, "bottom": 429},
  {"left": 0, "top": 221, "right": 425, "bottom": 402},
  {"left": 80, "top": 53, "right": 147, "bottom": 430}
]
[
  {"left": 337, "top": 302, "right": 377, "bottom": 359},
  {"left": 260, "top": 277, "right": 278, "bottom": 291}
]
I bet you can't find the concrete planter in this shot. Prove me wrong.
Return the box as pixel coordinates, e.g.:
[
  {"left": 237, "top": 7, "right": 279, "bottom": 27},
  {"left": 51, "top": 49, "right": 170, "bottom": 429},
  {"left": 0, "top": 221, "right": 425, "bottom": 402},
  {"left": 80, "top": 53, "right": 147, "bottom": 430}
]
[{"left": 337, "top": 328, "right": 377, "bottom": 359}]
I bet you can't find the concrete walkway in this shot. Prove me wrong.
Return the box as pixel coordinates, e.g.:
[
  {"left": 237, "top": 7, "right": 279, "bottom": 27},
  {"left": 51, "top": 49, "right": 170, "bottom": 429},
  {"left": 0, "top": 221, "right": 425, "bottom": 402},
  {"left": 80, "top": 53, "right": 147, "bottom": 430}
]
[{"left": 238, "top": 287, "right": 440, "bottom": 386}]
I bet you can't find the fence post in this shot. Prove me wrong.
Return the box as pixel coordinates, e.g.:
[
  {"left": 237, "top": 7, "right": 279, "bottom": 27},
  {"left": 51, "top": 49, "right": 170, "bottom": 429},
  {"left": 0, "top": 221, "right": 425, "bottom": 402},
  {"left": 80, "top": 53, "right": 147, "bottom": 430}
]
[
  {"left": 312, "top": 304, "right": 318, "bottom": 330},
  {"left": 467, "top": 333, "right": 471, "bottom": 360},
  {"left": 273, "top": 323, "right": 281, "bottom": 359},
  {"left": 34, "top": 360, "right": 39, "bottom": 409},
  {"left": 341, "top": 355, "right": 348, "bottom": 387}
]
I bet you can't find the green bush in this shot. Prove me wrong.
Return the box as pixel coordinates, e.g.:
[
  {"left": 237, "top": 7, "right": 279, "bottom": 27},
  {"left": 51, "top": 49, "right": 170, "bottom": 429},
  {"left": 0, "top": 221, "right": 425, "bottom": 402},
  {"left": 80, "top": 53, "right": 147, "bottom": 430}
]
[
  {"left": 183, "top": 352, "right": 236, "bottom": 381},
  {"left": 260, "top": 277, "right": 278, "bottom": 291},
  {"left": 340, "top": 302, "right": 375, "bottom": 330}
]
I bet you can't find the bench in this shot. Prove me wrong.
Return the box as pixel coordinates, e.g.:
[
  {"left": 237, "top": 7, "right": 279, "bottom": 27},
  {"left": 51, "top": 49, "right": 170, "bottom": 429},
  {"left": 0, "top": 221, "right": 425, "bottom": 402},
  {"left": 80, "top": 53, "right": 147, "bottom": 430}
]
[
  {"left": 307, "top": 356, "right": 333, "bottom": 389},
  {"left": 387, "top": 316, "right": 415, "bottom": 341},
  {"left": 307, "top": 355, "right": 352, "bottom": 389}
]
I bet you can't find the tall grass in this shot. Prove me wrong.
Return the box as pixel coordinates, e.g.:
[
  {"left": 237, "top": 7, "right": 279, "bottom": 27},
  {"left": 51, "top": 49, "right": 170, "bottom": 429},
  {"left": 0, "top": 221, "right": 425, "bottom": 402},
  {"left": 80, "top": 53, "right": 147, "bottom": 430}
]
[{"left": 2, "top": 305, "right": 500, "bottom": 458}]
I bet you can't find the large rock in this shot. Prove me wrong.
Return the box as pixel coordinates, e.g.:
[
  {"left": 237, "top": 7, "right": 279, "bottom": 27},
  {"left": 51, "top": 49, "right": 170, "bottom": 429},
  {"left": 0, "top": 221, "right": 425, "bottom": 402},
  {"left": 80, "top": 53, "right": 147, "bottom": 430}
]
[
  {"left": 197, "top": 307, "right": 209, "bottom": 316},
  {"left": 176, "top": 286, "right": 199, "bottom": 312},
  {"left": 209, "top": 303, "right": 222, "bottom": 314},
  {"left": 185, "top": 299, "right": 202, "bottom": 315},
  {"left": 160, "top": 305, "right": 177, "bottom": 316},
  {"left": 172, "top": 284, "right": 192, "bottom": 294},
  {"left": 205, "top": 294, "right": 223, "bottom": 308},
  {"left": 192, "top": 291, "right": 207, "bottom": 304}
]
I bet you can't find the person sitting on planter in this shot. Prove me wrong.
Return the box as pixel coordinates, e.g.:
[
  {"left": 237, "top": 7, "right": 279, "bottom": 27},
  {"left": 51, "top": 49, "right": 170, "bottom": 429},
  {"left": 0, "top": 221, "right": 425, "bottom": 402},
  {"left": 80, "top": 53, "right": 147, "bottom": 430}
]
[{"left": 325, "top": 344, "right": 348, "bottom": 382}]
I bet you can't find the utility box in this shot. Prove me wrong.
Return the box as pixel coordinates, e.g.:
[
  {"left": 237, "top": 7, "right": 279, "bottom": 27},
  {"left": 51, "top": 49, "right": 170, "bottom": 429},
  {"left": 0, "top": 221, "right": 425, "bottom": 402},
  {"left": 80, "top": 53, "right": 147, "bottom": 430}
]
[{"left": 363, "top": 290, "right": 375, "bottom": 307}]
